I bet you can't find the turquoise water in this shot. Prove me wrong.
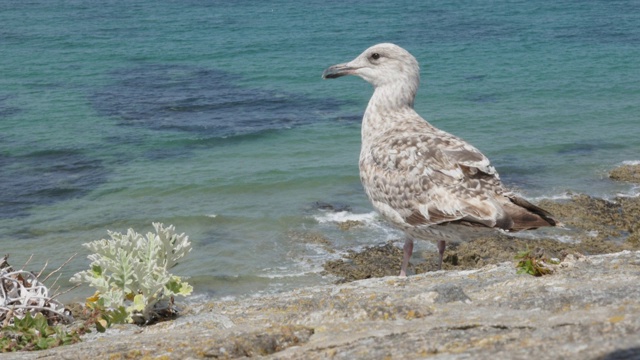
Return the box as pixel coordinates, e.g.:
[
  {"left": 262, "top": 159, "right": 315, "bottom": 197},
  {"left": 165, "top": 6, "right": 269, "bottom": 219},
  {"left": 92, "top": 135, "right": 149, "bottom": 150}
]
[{"left": 1, "top": 1, "right": 639, "bottom": 301}]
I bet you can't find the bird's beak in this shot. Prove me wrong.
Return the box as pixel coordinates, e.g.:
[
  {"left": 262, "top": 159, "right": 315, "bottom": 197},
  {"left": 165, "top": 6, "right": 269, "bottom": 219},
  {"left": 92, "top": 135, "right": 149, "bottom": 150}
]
[{"left": 322, "top": 63, "right": 357, "bottom": 79}]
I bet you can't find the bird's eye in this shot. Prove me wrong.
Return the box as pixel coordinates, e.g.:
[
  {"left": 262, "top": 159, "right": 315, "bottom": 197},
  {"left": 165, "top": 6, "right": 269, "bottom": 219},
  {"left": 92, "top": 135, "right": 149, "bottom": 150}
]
[{"left": 371, "top": 53, "right": 380, "bottom": 60}]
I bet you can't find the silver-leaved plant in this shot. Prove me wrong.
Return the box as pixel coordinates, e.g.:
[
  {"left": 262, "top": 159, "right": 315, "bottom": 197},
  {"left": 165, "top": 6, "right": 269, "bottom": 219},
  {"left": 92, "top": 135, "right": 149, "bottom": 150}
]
[{"left": 71, "top": 223, "right": 193, "bottom": 324}]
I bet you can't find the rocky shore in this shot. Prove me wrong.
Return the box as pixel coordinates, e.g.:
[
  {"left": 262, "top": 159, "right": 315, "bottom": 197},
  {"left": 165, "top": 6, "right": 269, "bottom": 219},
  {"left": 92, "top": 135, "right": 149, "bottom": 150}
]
[
  {"left": 4, "top": 164, "right": 640, "bottom": 359},
  {"left": 4, "top": 250, "right": 639, "bottom": 360}
]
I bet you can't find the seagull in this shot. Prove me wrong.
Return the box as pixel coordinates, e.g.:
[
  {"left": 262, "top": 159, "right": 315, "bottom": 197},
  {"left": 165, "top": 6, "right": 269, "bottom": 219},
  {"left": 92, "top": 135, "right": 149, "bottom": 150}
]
[{"left": 322, "top": 43, "right": 557, "bottom": 276}]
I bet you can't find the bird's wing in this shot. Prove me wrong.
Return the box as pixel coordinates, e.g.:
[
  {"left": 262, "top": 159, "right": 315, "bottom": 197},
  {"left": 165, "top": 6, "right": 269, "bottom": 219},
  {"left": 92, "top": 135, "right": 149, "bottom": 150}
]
[{"left": 363, "top": 128, "right": 509, "bottom": 228}]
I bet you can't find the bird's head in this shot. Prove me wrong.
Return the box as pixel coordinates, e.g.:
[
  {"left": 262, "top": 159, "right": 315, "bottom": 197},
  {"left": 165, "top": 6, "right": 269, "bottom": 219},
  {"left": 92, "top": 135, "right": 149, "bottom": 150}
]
[{"left": 322, "top": 43, "right": 420, "bottom": 91}]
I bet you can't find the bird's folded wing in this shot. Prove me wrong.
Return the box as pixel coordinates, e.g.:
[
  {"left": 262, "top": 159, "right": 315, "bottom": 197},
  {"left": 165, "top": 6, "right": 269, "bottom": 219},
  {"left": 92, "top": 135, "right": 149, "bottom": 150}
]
[{"left": 365, "top": 131, "right": 507, "bottom": 228}]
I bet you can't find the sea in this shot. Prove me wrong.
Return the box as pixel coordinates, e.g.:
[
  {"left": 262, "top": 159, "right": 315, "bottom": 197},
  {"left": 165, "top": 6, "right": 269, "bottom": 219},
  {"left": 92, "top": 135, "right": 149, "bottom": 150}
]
[{"left": 1, "top": 0, "right": 639, "bottom": 303}]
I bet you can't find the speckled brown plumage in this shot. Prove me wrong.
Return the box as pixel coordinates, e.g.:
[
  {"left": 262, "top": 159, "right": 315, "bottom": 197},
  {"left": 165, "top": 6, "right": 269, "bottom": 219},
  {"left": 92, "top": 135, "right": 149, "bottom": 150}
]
[{"left": 323, "top": 43, "right": 556, "bottom": 275}]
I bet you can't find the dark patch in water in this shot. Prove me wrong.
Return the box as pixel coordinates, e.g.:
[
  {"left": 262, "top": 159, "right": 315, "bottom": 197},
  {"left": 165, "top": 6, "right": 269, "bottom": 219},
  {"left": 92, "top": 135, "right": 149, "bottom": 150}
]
[
  {"left": 90, "top": 65, "right": 348, "bottom": 141},
  {"left": 551, "top": 12, "right": 640, "bottom": 46},
  {"left": 0, "top": 64, "right": 349, "bottom": 215},
  {"left": 557, "top": 142, "right": 598, "bottom": 155},
  {"left": 0, "top": 149, "right": 108, "bottom": 219},
  {"left": 466, "top": 93, "right": 498, "bottom": 103},
  {"left": 556, "top": 141, "right": 625, "bottom": 155},
  {"left": 335, "top": 114, "right": 364, "bottom": 123},
  {"left": 0, "top": 94, "right": 20, "bottom": 119},
  {"left": 309, "top": 201, "right": 353, "bottom": 213},
  {"left": 464, "top": 74, "right": 487, "bottom": 81}
]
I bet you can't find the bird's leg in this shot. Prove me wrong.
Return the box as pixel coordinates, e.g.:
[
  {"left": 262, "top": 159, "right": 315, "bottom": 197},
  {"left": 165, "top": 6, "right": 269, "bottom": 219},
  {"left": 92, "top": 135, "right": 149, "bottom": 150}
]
[
  {"left": 400, "top": 237, "right": 414, "bottom": 277},
  {"left": 437, "top": 240, "right": 446, "bottom": 270}
]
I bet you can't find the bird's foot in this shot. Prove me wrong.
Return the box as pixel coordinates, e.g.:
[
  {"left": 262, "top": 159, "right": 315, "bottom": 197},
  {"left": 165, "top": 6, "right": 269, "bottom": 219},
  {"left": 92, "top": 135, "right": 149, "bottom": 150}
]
[{"left": 400, "top": 237, "right": 414, "bottom": 277}]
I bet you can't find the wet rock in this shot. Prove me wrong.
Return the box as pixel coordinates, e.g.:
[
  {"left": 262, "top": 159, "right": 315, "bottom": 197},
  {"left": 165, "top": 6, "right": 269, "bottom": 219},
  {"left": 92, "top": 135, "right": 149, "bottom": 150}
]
[
  {"left": 336, "top": 220, "right": 364, "bottom": 231},
  {"left": 323, "top": 242, "right": 403, "bottom": 281},
  {"left": 287, "top": 230, "right": 335, "bottom": 253},
  {"left": 609, "top": 164, "right": 640, "bottom": 183},
  {"left": 538, "top": 194, "right": 640, "bottom": 247},
  {"left": 310, "top": 201, "right": 352, "bottom": 212}
]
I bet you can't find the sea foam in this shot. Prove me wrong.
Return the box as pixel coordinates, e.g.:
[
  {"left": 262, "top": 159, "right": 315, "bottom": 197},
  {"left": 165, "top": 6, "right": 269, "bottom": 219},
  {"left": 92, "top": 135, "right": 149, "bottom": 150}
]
[{"left": 313, "top": 210, "right": 379, "bottom": 224}]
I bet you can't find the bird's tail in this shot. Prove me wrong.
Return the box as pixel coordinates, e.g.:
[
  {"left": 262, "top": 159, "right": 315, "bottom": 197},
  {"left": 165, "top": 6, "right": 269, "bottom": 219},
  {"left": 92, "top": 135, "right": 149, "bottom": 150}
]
[{"left": 503, "top": 196, "right": 559, "bottom": 231}]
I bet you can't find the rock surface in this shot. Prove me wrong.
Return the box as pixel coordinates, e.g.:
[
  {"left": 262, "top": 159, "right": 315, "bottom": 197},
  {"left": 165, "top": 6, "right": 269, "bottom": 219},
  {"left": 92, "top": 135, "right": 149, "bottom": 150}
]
[
  {"left": 5, "top": 251, "right": 640, "bottom": 359},
  {"left": 609, "top": 164, "right": 640, "bottom": 183}
]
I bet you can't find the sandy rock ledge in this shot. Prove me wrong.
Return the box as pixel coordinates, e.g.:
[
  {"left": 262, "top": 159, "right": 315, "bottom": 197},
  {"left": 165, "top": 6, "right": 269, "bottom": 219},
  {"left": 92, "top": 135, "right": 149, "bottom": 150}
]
[{"left": 5, "top": 251, "right": 640, "bottom": 359}]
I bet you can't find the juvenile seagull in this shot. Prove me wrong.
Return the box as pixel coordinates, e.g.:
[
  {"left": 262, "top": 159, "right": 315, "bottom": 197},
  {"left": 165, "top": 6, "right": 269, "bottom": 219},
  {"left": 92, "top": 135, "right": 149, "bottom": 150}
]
[{"left": 322, "top": 43, "right": 557, "bottom": 276}]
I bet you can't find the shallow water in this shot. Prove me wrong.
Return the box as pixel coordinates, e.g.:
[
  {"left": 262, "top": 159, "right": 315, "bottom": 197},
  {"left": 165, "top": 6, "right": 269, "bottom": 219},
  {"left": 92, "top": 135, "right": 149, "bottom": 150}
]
[{"left": 1, "top": 0, "right": 639, "bottom": 301}]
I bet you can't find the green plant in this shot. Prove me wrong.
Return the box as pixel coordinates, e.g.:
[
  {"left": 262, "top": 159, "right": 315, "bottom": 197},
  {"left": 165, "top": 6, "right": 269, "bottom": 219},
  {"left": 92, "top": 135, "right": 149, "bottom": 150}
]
[
  {"left": 0, "top": 312, "right": 80, "bottom": 352},
  {"left": 70, "top": 223, "right": 193, "bottom": 324},
  {"left": 79, "top": 295, "right": 129, "bottom": 333},
  {"left": 515, "top": 249, "right": 553, "bottom": 276}
]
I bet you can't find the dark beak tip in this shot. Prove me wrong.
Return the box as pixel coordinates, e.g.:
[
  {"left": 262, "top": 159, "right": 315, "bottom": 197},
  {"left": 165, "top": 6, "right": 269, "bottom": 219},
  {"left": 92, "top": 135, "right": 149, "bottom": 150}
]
[
  {"left": 322, "top": 65, "right": 350, "bottom": 80},
  {"left": 322, "top": 71, "right": 338, "bottom": 80}
]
